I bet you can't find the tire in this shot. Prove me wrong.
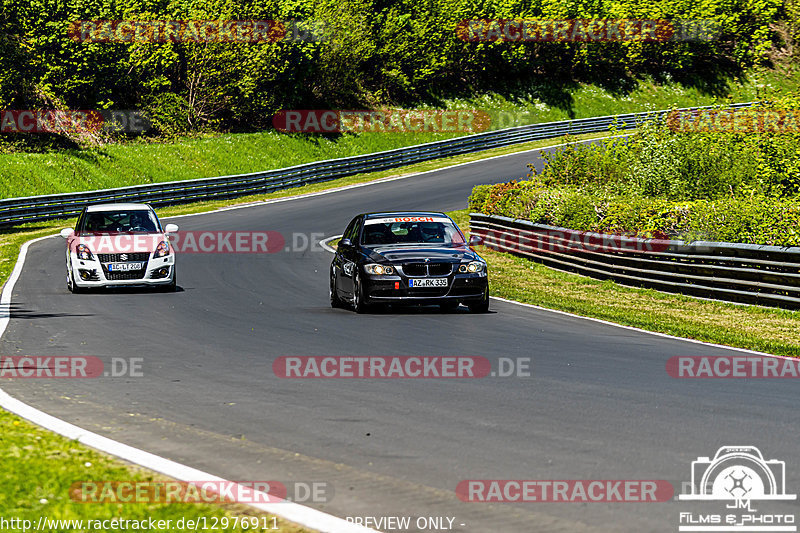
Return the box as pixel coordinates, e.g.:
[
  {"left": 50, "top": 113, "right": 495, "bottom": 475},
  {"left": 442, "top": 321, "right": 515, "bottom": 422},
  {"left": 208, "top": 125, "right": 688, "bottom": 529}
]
[
  {"left": 67, "top": 267, "right": 84, "bottom": 294},
  {"left": 330, "top": 270, "right": 343, "bottom": 308},
  {"left": 352, "top": 273, "right": 369, "bottom": 314},
  {"left": 156, "top": 266, "right": 177, "bottom": 292},
  {"left": 467, "top": 287, "right": 489, "bottom": 313}
]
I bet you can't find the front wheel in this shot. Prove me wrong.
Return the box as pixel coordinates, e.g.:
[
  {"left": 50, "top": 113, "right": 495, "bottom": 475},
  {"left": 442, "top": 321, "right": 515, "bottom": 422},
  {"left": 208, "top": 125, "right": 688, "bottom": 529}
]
[
  {"left": 330, "top": 270, "right": 343, "bottom": 308},
  {"left": 467, "top": 287, "right": 489, "bottom": 313},
  {"left": 67, "top": 267, "right": 84, "bottom": 294},
  {"left": 158, "top": 267, "right": 177, "bottom": 292},
  {"left": 352, "top": 273, "right": 368, "bottom": 314}
]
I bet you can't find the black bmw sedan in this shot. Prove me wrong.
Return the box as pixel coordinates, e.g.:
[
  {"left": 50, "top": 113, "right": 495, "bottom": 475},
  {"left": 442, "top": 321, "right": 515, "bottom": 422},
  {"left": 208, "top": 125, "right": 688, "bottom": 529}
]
[{"left": 330, "top": 212, "right": 489, "bottom": 313}]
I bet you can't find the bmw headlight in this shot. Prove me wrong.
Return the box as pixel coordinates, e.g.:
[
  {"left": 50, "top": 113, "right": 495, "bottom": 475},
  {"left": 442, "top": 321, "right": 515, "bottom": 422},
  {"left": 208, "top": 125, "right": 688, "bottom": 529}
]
[
  {"left": 155, "top": 241, "right": 170, "bottom": 258},
  {"left": 459, "top": 261, "right": 484, "bottom": 273},
  {"left": 77, "top": 244, "right": 94, "bottom": 261},
  {"left": 364, "top": 263, "right": 394, "bottom": 275}
]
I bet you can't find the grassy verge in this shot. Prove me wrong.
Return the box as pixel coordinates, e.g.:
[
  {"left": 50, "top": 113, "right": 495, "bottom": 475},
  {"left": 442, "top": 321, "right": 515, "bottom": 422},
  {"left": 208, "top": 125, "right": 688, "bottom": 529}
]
[
  {"left": 0, "top": 410, "right": 306, "bottom": 533},
  {"left": 1, "top": 227, "right": 307, "bottom": 533},
  {"left": 1, "top": 129, "right": 614, "bottom": 288},
  {"left": 326, "top": 209, "right": 799, "bottom": 356},
  {"left": 446, "top": 210, "right": 800, "bottom": 357},
  {"left": 2, "top": 67, "right": 796, "bottom": 199},
  {"left": 1, "top": 131, "right": 610, "bottom": 285}
]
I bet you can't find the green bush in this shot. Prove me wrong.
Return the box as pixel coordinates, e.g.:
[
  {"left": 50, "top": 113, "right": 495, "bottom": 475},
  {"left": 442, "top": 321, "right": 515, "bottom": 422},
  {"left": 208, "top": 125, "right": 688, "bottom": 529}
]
[
  {"left": 468, "top": 181, "right": 800, "bottom": 246},
  {"left": 528, "top": 109, "right": 799, "bottom": 202},
  {"left": 473, "top": 99, "right": 800, "bottom": 246},
  {"left": 142, "top": 93, "right": 198, "bottom": 138}
]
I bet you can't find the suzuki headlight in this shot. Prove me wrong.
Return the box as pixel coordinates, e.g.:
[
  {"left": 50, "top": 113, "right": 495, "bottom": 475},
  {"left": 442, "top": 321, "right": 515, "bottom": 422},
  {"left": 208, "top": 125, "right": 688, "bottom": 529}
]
[
  {"left": 459, "top": 261, "right": 484, "bottom": 273},
  {"left": 155, "top": 241, "right": 170, "bottom": 258},
  {"left": 77, "top": 244, "right": 94, "bottom": 261},
  {"left": 365, "top": 263, "right": 394, "bottom": 275}
]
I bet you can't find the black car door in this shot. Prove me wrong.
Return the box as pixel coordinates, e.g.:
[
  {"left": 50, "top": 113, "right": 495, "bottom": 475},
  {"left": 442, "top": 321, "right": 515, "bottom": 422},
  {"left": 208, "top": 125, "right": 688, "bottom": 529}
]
[{"left": 336, "top": 217, "right": 361, "bottom": 297}]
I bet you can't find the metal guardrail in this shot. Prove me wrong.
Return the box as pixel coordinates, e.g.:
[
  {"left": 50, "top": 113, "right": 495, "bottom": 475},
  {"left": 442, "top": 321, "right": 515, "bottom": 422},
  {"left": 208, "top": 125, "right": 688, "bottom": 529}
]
[
  {"left": 0, "top": 102, "right": 754, "bottom": 227},
  {"left": 469, "top": 213, "right": 800, "bottom": 309}
]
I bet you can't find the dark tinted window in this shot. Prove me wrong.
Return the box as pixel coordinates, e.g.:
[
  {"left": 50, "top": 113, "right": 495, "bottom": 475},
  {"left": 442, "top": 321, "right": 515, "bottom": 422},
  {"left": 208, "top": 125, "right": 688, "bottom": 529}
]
[
  {"left": 351, "top": 218, "right": 362, "bottom": 243},
  {"left": 79, "top": 210, "right": 160, "bottom": 233},
  {"left": 362, "top": 220, "right": 465, "bottom": 245},
  {"left": 74, "top": 208, "right": 87, "bottom": 232},
  {"left": 343, "top": 216, "right": 361, "bottom": 242}
]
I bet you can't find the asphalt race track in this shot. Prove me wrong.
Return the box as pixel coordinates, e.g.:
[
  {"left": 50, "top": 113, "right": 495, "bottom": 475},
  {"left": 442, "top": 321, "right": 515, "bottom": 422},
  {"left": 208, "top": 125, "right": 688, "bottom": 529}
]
[{"left": 2, "top": 144, "right": 799, "bottom": 532}]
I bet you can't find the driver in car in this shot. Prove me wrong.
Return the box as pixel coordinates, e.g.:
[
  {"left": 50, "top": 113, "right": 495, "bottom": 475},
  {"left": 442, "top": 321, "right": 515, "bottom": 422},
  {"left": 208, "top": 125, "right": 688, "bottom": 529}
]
[
  {"left": 129, "top": 212, "right": 154, "bottom": 232},
  {"left": 420, "top": 223, "right": 445, "bottom": 243}
]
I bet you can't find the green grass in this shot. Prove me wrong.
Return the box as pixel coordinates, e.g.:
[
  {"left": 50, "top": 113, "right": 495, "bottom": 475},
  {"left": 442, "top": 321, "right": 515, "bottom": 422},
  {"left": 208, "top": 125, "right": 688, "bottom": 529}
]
[
  {"left": 0, "top": 410, "right": 308, "bottom": 533},
  {"left": 6, "top": 172, "right": 798, "bottom": 363},
  {"left": 323, "top": 207, "right": 800, "bottom": 358},
  {"left": 1, "top": 129, "right": 798, "bottom": 532},
  {"left": 0, "top": 131, "right": 611, "bottom": 284},
  {"left": 1, "top": 224, "right": 309, "bottom": 532},
  {"left": 445, "top": 67, "right": 796, "bottom": 124},
  {"left": 2, "top": 67, "right": 797, "bottom": 199},
  {"left": 446, "top": 210, "right": 800, "bottom": 358},
  {"left": 0, "top": 132, "right": 613, "bottom": 529}
]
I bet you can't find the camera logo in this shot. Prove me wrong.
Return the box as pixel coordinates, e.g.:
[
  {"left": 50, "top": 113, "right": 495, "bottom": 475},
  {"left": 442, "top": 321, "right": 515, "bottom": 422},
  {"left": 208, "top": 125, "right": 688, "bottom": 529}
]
[
  {"left": 680, "top": 446, "right": 795, "bottom": 501},
  {"left": 678, "top": 446, "right": 796, "bottom": 532}
]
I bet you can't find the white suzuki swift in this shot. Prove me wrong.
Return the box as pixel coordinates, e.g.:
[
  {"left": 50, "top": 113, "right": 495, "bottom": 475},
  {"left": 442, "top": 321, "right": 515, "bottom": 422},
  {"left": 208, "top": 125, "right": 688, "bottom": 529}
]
[{"left": 61, "top": 203, "right": 178, "bottom": 292}]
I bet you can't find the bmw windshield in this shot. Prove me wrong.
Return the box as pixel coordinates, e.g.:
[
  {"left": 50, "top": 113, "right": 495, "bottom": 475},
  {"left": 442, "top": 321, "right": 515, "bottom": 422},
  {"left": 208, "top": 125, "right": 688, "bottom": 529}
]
[
  {"left": 361, "top": 219, "right": 466, "bottom": 246},
  {"left": 78, "top": 210, "right": 161, "bottom": 233}
]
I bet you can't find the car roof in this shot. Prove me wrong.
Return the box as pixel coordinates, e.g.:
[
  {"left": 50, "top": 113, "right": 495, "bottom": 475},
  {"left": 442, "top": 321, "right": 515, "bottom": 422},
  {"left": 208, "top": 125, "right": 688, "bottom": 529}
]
[
  {"left": 362, "top": 211, "right": 448, "bottom": 220},
  {"left": 85, "top": 203, "right": 153, "bottom": 213}
]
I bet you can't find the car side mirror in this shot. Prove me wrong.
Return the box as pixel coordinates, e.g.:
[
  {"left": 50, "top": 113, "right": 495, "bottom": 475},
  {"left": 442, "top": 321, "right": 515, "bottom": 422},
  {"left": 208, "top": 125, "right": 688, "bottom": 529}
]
[
  {"left": 469, "top": 234, "right": 483, "bottom": 246},
  {"left": 60, "top": 228, "right": 74, "bottom": 239},
  {"left": 339, "top": 238, "right": 353, "bottom": 248},
  {"left": 164, "top": 223, "right": 179, "bottom": 233}
]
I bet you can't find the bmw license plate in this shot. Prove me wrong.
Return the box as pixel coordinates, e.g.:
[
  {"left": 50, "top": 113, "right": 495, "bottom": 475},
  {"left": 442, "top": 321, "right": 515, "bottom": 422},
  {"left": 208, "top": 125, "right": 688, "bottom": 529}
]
[
  {"left": 409, "top": 278, "right": 448, "bottom": 288},
  {"left": 107, "top": 262, "right": 145, "bottom": 271}
]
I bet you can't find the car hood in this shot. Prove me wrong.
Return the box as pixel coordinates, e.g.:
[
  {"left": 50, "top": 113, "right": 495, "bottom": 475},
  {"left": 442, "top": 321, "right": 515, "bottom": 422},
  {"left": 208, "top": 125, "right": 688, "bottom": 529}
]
[{"left": 364, "top": 244, "right": 479, "bottom": 263}]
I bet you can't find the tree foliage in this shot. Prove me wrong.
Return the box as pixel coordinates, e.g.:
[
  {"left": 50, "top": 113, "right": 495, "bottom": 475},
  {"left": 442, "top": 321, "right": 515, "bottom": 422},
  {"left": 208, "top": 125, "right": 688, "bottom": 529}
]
[{"left": 0, "top": 0, "right": 784, "bottom": 134}]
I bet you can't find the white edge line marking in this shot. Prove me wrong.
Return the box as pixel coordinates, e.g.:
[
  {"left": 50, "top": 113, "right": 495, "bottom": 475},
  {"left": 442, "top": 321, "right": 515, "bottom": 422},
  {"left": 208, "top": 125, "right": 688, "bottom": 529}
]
[
  {"left": 3, "top": 134, "right": 617, "bottom": 533},
  {"left": 320, "top": 235, "right": 341, "bottom": 254},
  {"left": 1, "top": 134, "right": 613, "bottom": 533},
  {"left": 487, "top": 296, "right": 786, "bottom": 358},
  {"left": 0, "top": 253, "right": 377, "bottom": 532},
  {"left": 318, "top": 236, "right": 790, "bottom": 360},
  {"left": 0, "top": 235, "right": 53, "bottom": 336},
  {"left": 0, "top": 392, "right": 375, "bottom": 533}
]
